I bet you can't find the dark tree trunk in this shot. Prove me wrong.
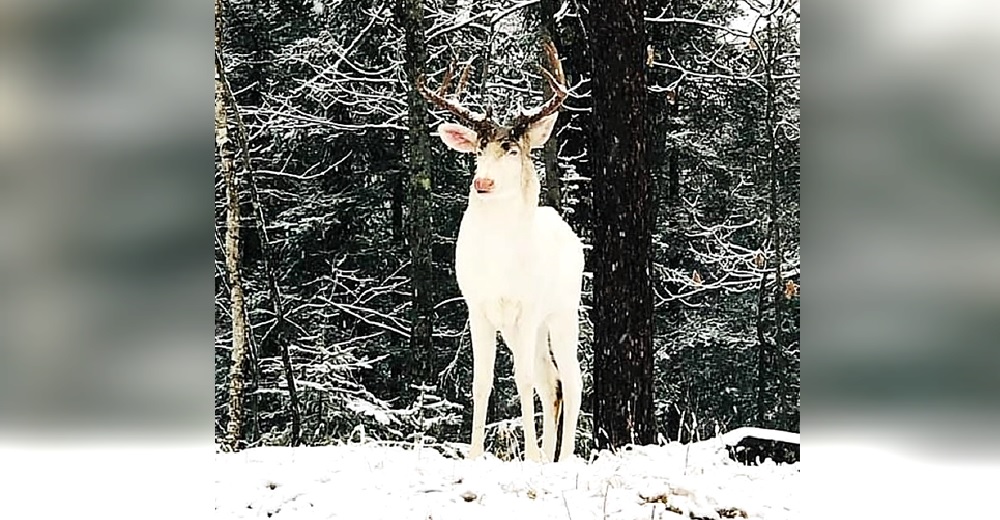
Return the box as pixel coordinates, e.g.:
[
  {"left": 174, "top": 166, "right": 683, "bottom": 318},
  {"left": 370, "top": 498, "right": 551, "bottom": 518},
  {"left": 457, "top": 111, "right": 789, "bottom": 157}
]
[
  {"left": 662, "top": 90, "right": 683, "bottom": 443},
  {"left": 646, "top": 0, "right": 683, "bottom": 441},
  {"left": 762, "top": 9, "right": 783, "bottom": 426},
  {"left": 555, "top": 0, "right": 592, "bottom": 240},
  {"left": 538, "top": 0, "right": 563, "bottom": 211},
  {"left": 391, "top": 134, "right": 405, "bottom": 242},
  {"left": 399, "top": 0, "right": 435, "bottom": 386},
  {"left": 587, "top": 0, "right": 656, "bottom": 451}
]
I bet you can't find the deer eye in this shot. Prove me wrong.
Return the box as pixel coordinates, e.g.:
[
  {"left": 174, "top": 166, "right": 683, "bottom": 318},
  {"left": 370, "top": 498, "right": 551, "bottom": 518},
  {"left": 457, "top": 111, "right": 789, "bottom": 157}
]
[{"left": 507, "top": 147, "right": 519, "bottom": 156}]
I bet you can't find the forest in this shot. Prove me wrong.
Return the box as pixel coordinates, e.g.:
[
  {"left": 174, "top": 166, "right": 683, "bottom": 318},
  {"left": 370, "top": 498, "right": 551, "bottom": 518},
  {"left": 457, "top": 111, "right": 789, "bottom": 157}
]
[{"left": 214, "top": 0, "right": 800, "bottom": 458}]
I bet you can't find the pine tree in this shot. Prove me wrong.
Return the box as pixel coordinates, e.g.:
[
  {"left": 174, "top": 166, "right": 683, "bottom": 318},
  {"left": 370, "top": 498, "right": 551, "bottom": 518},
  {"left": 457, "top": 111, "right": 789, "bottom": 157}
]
[{"left": 587, "top": 0, "right": 656, "bottom": 450}]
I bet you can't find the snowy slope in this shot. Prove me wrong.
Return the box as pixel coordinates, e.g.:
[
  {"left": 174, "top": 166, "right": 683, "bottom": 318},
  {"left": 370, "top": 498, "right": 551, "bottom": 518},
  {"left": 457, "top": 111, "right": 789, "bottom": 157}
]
[{"left": 215, "top": 438, "right": 798, "bottom": 519}]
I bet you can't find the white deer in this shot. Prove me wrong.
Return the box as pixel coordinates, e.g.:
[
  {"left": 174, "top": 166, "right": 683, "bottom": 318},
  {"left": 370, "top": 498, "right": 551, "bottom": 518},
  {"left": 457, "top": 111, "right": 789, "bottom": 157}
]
[{"left": 417, "top": 42, "right": 584, "bottom": 462}]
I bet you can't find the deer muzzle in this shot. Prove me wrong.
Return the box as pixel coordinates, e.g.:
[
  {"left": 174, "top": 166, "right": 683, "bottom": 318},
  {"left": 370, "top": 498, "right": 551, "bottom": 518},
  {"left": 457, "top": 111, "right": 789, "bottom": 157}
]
[{"left": 473, "top": 177, "right": 495, "bottom": 193}]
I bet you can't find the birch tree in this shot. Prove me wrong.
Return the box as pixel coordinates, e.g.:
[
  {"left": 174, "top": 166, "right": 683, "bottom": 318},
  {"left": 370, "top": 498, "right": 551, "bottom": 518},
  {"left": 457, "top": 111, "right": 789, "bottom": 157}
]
[{"left": 217, "top": 0, "right": 249, "bottom": 451}]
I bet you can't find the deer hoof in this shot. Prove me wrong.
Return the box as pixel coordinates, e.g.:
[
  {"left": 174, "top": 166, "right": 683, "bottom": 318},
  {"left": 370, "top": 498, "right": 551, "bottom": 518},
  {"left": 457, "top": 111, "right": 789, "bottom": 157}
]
[
  {"left": 524, "top": 446, "right": 543, "bottom": 462},
  {"left": 467, "top": 445, "right": 485, "bottom": 460}
]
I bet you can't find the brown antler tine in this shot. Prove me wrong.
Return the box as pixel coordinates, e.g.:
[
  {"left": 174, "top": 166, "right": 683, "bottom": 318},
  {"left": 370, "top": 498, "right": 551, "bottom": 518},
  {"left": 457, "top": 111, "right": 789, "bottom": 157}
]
[
  {"left": 455, "top": 60, "right": 473, "bottom": 99},
  {"left": 539, "top": 41, "right": 567, "bottom": 99},
  {"left": 437, "top": 62, "right": 455, "bottom": 96},
  {"left": 416, "top": 74, "right": 443, "bottom": 107},
  {"left": 511, "top": 41, "right": 569, "bottom": 133},
  {"left": 415, "top": 60, "right": 499, "bottom": 135},
  {"left": 539, "top": 67, "right": 565, "bottom": 96},
  {"left": 542, "top": 40, "right": 565, "bottom": 84}
]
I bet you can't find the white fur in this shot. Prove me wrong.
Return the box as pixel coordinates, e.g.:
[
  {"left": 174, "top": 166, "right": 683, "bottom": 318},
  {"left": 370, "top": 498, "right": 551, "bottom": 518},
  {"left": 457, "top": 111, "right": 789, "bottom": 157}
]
[{"left": 438, "top": 114, "right": 585, "bottom": 462}]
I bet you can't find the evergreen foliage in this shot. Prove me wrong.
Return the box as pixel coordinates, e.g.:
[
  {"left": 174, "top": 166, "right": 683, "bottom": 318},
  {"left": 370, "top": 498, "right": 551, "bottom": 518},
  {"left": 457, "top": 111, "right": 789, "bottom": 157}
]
[{"left": 215, "top": 0, "right": 800, "bottom": 452}]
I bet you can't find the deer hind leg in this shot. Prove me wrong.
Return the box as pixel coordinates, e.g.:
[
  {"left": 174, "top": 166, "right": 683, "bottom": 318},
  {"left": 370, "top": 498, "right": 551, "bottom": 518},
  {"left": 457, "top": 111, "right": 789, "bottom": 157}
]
[
  {"left": 534, "top": 326, "right": 560, "bottom": 463},
  {"left": 547, "top": 310, "right": 582, "bottom": 461},
  {"left": 501, "top": 324, "right": 543, "bottom": 462},
  {"left": 468, "top": 311, "right": 497, "bottom": 460}
]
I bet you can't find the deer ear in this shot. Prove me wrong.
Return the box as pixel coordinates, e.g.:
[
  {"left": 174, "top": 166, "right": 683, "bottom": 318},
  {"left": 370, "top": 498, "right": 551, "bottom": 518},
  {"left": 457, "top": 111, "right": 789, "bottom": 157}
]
[
  {"left": 525, "top": 113, "right": 558, "bottom": 149},
  {"left": 437, "top": 123, "right": 479, "bottom": 153}
]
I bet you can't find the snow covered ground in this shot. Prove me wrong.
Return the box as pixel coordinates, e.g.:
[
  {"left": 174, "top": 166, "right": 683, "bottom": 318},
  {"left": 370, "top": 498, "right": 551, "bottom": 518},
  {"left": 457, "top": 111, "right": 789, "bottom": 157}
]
[{"left": 215, "top": 436, "right": 798, "bottom": 520}]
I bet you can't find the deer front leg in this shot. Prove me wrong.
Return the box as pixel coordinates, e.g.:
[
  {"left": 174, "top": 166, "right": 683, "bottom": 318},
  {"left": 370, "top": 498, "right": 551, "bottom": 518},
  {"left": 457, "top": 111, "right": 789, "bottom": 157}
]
[
  {"left": 503, "top": 325, "right": 543, "bottom": 462},
  {"left": 468, "top": 311, "right": 497, "bottom": 460}
]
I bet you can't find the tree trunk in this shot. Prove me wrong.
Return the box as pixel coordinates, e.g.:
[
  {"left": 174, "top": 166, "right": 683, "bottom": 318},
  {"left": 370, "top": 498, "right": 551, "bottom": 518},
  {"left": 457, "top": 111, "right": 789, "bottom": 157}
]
[
  {"left": 662, "top": 84, "right": 683, "bottom": 443},
  {"left": 539, "top": 0, "right": 562, "bottom": 211},
  {"left": 399, "top": 0, "right": 435, "bottom": 386},
  {"left": 217, "top": 0, "right": 248, "bottom": 452},
  {"left": 556, "top": 0, "right": 593, "bottom": 245},
  {"left": 764, "top": 6, "right": 783, "bottom": 426},
  {"left": 755, "top": 6, "right": 784, "bottom": 427},
  {"left": 217, "top": 49, "right": 303, "bottom": 447},
  {"left": 390, "top": 132, "right": 405, "bottom": 242},
  {"left": 587, "top": 0, "right": 655, "bottom": 451},
  {"left": 647, "top": 0, "right": 683, "bottom": 442},
  {"left": 755, "top": 266, "right": 770, "bottom": 424}
]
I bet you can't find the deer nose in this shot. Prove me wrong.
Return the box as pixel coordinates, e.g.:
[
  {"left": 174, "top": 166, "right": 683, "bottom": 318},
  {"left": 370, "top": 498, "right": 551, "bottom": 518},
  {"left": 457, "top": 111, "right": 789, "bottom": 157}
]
[{"left": 473, "top": 177, "right": 494, "bottom": 193}]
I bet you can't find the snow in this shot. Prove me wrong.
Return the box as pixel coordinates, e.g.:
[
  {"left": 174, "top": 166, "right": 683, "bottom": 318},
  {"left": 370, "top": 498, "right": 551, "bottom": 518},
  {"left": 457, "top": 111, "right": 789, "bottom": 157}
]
[
  {"left": 719, "top": 427, "right": 800, "bottom": 447},
  {"left": 346, "top": 397, "right": 396, "bottom": 426},
  {"left": 215, "top": 438, "right": 798, "bottom": 519}
]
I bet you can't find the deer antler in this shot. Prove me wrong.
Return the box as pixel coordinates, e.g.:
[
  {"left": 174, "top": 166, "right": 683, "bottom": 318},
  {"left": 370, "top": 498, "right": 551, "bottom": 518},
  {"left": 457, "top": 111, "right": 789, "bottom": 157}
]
[
  {"left": 416, "top": 60, "right": 498, "bottom": 139},
  {"left": 510, "top": 41, "right": 568, "bottom": 136}
]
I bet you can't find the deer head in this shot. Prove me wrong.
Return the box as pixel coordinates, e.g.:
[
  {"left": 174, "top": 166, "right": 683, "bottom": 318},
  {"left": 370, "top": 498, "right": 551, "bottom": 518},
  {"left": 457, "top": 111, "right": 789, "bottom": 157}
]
[{"left": 417, "top": 42, "right": 568, "bottom": 205}]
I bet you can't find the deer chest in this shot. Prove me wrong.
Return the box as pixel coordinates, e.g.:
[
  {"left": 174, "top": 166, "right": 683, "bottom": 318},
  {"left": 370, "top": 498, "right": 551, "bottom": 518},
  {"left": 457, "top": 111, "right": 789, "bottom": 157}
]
[{"left": 454, "top": 226, "right": 543, "bottom": 306}]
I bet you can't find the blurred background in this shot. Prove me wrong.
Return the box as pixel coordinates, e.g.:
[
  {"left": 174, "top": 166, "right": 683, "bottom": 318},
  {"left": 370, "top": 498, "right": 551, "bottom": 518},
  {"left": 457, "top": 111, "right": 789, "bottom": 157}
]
[
  {"left": 0, "top": 0, "right": 998, "bottom": 518},
  {"left": 0, "top": 0, "right": 208, "bottom": 439},
  {"left": 806, "top": 0, "right": 1000, "bottom": 452}
]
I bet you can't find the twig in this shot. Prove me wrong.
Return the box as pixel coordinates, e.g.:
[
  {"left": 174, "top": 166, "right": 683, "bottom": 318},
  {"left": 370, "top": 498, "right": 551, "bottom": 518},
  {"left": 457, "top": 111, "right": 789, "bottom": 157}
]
[
  {"left": 602, "top": 481, "right": 611, "bottom": 519},
  {"left": 562, "top": 493, "right": 574, "bottom": 520}
]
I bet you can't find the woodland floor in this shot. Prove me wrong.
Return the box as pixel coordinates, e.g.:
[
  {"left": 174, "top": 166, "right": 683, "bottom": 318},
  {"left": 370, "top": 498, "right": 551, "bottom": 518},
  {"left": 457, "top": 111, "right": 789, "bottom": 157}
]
[{"left": 214, "top": 436, "right": 798, "bottom": 519}]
